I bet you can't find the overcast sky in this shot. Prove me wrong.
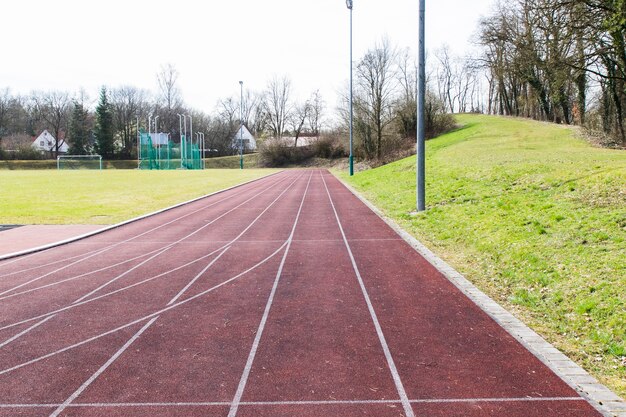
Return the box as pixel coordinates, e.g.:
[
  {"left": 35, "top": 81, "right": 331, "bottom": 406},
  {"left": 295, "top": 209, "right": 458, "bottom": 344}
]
[{"left": 1, "top": 0, "right": 495, "bottom": 112}]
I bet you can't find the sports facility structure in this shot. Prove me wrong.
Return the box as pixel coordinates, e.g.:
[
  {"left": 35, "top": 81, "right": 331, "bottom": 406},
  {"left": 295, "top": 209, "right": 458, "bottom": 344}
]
[
  {"left": 138, "top": 130, "right": 202, "bottom": 170},
  {"left": 57, "top": 154, "right": 103, "bottom": 170}
]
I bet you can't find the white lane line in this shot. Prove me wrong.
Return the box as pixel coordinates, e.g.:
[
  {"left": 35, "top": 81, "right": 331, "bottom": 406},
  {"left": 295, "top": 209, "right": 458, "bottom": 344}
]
[
  {"left": 0, "top": 316, "right": 55, "bottom": 349},
  {"left": 0, "top": 246, "right": 113, "bottom": 278},
  {"left": 0, "top": 397, "right": 586, "bottom": 409},
  {"left": 0, "top": 246, "right": 171, "bottom": 302},
  {"left": 0, "top": 173, "right": 287, "bottom": 284},
  {"left": 0, "top": 239, "right": 289, "bottom": 376},
  {"left": 48, "top": 243, "right": 232, "bottom": 415},
  {"left": 227, "top": 172, "right": 313, "bottom": 417},
  {"left": 167, "top": 246, "right": 231, "bottom": 306},
  {"left": 72, "top": 246, "right": 174, "bottom": 304},
  {"left": 320, "top": 171, "right": 416, "bottom": 417},
  {"left": 48, "top": 317, "right": 159, "bottom": 417},
  {"left": 72, "top": 174, "right": 297, "bottom": 304}
]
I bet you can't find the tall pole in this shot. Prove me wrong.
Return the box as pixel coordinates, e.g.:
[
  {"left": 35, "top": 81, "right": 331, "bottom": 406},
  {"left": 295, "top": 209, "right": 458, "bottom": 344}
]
[
  {"left": 347, "top": 0, "right": 354, "bottom": 176},
  {"left": 154, "top": 115, "right": 160, "bottom": 169},
  {"left": 199, "top": 132, "right": 205, "bottom": 169},
  {"left": 416, "top": 0, "right": 426, "bottom": 211},
  {"left": 239, "top": 80, "right": 244, "bottom": 170},
  {"left": 136, "top": 116, "right": 140, "bottom": 168},
  {"left": 177, "top": 114, "right": 183, "bottom": 169}
]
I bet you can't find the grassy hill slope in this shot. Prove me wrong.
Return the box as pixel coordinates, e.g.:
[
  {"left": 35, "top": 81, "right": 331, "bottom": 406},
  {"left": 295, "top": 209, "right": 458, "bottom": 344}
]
[{"left": 339, "top": 114, "right": 626, "bottom": 396}]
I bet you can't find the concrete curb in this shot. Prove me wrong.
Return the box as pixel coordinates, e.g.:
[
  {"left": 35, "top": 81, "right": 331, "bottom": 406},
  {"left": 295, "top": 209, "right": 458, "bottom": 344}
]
[
  {"left": 0, "top": 171, "right": 283, "bottom": 261},
  {"left": 335, "top": 175, "right": 625, "bottom": 417}
]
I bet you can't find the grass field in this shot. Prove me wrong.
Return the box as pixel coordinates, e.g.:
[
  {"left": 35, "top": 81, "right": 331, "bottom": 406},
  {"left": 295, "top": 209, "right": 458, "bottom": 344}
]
[
  {"left": 339, "top": 114, "right": 626, "bottom": 397},
  {"left": 0, "top": 169, "right": 278, "bottom": 224}
]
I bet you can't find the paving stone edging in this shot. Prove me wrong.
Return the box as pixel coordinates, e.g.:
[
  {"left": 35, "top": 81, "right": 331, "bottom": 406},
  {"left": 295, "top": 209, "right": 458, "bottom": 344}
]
[
  {"left": 337, "top": 177, "right": 626, "bottom": 417},
  {"left": 0, "top": 171, "right": 282, "bottom": 261}
]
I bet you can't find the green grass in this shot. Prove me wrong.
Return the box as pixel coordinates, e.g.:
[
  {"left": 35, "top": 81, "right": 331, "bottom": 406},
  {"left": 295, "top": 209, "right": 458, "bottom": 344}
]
[
  {"left": 204, "top": 153, "right": 261, "bottom": 169},
  {"left": 0, "top": 169, "right": 278, "bottom": 225},
  {"left": 0, "top": 160, "right": 139, "bottom": 170},
  {"left": 339, "top": 114, "right": 626, "bottom": 397}
]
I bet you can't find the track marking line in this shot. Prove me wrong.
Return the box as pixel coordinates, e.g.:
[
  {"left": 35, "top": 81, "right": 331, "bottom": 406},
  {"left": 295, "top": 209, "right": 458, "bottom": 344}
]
[
  {"left": 167, "top": 246, "right": 231, "bottom": 306},
  {"left": 48, "top": 317, "right": 159, "bottom": 417},
  {"left": 0, "top": 397, "right": 586, "bottom": 409},
  {"left": 0, "top": 316, "right": 54, "bottom": 349},
  {"left": 0, "top": 241, "right": 288, "bottom": 376},
  {"left": 320, "top": 171, "right": 416, "bottom": 417},
  {"left": 72, "top": 174, "right": 298, "bottom": 304},
  {"left": 227, "top": 172, "right": 314, "bottom": 417},
  {"left": 46, "top": 245, "right": 234, "bottom": 415},
  {"left": 0, "top": 246, "right": 173, "bottom": 302}
]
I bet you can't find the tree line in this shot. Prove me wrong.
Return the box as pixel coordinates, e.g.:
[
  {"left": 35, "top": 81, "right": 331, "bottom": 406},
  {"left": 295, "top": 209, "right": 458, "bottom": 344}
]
[
  {"left": 477, "top": 0, "right": 626, "bottom": 145},
  {"left": 0, "top": 65, "right": 326, "bottom": 160}
]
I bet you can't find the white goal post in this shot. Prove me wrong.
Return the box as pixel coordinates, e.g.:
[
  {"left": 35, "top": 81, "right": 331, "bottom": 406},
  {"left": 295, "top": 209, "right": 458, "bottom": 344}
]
[{"left": 57, "top": 155, "right": 103, "bottom": 170}]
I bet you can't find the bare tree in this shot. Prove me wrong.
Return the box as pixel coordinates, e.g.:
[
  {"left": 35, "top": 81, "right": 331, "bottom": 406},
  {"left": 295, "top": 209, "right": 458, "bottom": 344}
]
[
  {"left": 355, "top": 38, "right": 399, "bottom": 159},
  {"left": 111, "top": 86, "right": 151, "bottom": 158},
  {"left": 289, "top": 100, "right": 311, "bottom": 147},
  {"left": 31, "top": 91, "right": 71, "bottom": 157},
  {"left": 263, "top": 75, "right": 292, "bottom": 138},
  {"left": 307, "top": 90, "right": 325, "bottom": 136},
  {"left": 156, "top": 63, "right": 184, "bottom": 134}
]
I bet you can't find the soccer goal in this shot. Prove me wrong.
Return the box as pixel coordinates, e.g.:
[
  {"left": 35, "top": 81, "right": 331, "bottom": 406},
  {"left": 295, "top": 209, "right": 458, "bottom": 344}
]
[{"left": 57, "top": 155, "right": 103, "bottom": 170}]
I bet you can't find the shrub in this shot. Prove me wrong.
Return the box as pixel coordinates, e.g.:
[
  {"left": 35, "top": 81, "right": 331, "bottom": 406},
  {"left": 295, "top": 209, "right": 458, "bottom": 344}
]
[
  {"left": 313, "top": 133, "right": 347, "bottom": 159},
  {"left": 259, "top": 138, "right": 315, "bottom": 167}
]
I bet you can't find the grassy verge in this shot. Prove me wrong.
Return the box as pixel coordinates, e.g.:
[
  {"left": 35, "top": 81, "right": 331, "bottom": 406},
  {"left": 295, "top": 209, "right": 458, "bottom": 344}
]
[
  {"left": 204, "top": 153, "right": 261, "bottom": 169},
  {"left": 0, "top": 169, "right": 277, "bottom": 224},
  {"left": 339, "top": 114, "right": 626, "bottom": 397}
]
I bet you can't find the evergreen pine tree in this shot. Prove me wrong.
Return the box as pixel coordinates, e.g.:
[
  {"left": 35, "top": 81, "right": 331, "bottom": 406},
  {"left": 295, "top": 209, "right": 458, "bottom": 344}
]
[
  {"left": 68, "top": 101, "right": 90, "bottom": 155},
  {"left": 94, "top": 87, "right": 115, "bottom": 158}
]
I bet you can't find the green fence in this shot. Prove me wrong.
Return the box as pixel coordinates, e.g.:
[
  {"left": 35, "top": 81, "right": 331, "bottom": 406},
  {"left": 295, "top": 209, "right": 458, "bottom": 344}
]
[{"left": 138, "top": 131, "right": 202, "bottom": 170}]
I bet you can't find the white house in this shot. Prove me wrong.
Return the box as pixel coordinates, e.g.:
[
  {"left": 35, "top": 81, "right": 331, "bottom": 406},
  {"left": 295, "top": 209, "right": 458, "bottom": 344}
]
[
  {"left": 232, "top": 125, "right": 257, "bottom": 151},
  {"left": 32, "top": 130, "right": 69, "bottom": 154}
]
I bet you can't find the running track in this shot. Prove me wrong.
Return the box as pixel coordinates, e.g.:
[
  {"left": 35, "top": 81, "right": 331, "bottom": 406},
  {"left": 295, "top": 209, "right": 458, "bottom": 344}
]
[{"left": 0, "top": 170, "right": 606, "bottom": 417}]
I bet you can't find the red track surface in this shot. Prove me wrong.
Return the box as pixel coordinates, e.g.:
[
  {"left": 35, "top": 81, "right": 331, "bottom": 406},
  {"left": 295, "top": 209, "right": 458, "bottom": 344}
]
[{"left": 0, "top": 170, "right": 603, "bottom": 417}]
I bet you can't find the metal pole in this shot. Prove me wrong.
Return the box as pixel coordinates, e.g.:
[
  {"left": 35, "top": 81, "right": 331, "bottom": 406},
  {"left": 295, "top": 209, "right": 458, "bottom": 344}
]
[
  {"left": 188, "top": 114, "right": 193, "bottom": 161},
  {"left": 200, "top": 132, "right": 205, "bottom": 169},
  {"left": 417, "top": 0, "right": 426, "bottom": 211},
  {"left": 183, "top": 115, "right": 187, "bottom": 168},
  {"left": 136, "top": 116, "right": 140, "bottom": 168},
  {"left": 239, "top": 81, "right": 244, "bottom": 170},
  {"left": 177, "top": 114, "right": 183, "bottom": 169},
  {"left": 347, "top": 0, "right": 354, "bottom": 176},
  {"left": 155, "top": 116, "right": 159, "bottom": 169}
]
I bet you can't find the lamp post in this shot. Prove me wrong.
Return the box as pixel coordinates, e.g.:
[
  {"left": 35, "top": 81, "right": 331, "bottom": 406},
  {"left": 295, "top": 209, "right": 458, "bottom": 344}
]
[
  {"left": 346, "top": 0, "right": 354, "bottom": 176},
  {"left": 416, "top": 0, "right": 426, "bottom": 211},
  {"left": 239, "top": 80, "right": 244, "bottom": 170}
]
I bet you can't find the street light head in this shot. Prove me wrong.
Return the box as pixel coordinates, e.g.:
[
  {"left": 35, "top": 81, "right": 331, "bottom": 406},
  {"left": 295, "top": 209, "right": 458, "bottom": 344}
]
[
  {"left": 346, "top": 0, "right": 353, "bottom": 9},
  {"left": 239, "top": 81, "right": 243, "bottom": 86}
]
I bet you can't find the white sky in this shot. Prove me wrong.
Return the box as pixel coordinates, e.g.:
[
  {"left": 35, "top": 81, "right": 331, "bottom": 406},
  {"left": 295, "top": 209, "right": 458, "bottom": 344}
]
[{"left": 1, "top": 0, "right": 495, "bottom": 112}]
